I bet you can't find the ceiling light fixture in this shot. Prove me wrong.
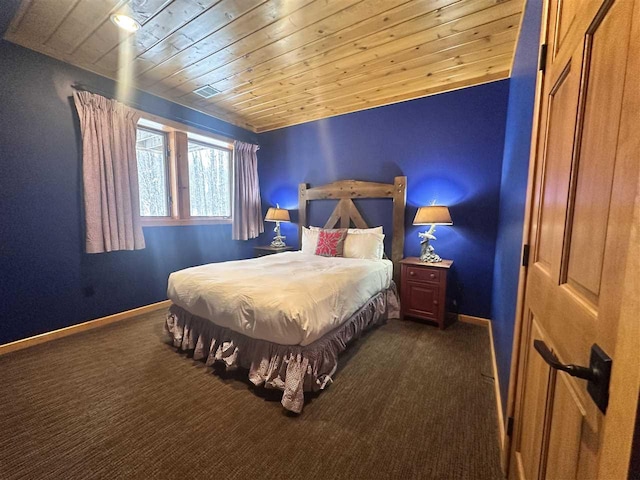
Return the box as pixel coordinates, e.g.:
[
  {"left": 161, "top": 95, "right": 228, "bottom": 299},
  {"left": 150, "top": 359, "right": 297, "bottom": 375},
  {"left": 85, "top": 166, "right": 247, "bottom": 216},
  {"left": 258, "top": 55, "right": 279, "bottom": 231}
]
[{"left": 110, "top": 14, "right": 140, "bottom": 33}]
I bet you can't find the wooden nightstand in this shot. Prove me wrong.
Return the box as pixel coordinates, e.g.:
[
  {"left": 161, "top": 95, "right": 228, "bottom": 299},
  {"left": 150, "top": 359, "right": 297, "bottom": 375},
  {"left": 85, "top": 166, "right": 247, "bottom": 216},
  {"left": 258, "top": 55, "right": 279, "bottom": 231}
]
[
  {"left": 254, "top": 245, "right": 296, "bottom": 257},
  {"left": 400, "top": 257, "right": 453, "bottom": 329}
]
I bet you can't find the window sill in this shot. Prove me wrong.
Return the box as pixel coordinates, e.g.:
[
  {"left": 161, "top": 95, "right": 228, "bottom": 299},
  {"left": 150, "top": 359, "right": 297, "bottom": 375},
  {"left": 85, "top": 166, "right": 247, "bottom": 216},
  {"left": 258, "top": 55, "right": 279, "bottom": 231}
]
[{"left": 141, "top": 217, "right": 232, "bottom": 227}]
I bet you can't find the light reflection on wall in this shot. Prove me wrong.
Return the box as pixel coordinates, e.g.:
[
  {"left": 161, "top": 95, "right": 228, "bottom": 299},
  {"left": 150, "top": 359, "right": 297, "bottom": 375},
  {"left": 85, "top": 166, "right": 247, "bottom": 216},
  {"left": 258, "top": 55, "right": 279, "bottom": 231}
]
[
  {"left": 266, "top": 185, "right": 298, "bottom": 211},
  {"left": 409, "top": 174, "right": 467, "bottom": 206},
  {"left": 317, "top": 120, "right": 338, "bottom": 180},
  {"left": 263, "top": 184, "right": 299, "bottom": 245},
  {"left": 407, "top": 174, "right": 468, "bottom": 260},
  {"left": 115, "top": 27, "right": 134, "bottom": 105}
]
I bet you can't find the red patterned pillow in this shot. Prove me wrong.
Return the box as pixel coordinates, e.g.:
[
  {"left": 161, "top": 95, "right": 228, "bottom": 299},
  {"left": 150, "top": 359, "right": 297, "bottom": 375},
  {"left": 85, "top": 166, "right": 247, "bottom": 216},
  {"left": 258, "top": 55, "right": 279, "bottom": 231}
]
[{"left": 314, "top": 228, "right": 348, "bottom": 257}]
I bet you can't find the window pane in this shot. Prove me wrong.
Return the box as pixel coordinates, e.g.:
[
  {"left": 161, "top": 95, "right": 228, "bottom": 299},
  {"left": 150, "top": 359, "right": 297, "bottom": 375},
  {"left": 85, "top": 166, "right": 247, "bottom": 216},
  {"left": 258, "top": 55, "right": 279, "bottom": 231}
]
[
  {"left": 187, "top": 142, "right": 231, "bottom": 217},
  {"left": 136, "top": 128, "right": 168, "bottom": 217}
]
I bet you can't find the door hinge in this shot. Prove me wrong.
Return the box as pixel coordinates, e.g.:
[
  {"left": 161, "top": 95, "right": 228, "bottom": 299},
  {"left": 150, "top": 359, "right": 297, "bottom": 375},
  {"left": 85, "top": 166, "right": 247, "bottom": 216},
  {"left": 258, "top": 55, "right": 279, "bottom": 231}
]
[
  {"left": 538, "top": 43, "right": 548, "bottom": 73},
  {"left": 522, "top": 244, "right": 530, "bottom": 268},
  {"left": 507, "top": 416, "right": 514, "bottom": 437}
]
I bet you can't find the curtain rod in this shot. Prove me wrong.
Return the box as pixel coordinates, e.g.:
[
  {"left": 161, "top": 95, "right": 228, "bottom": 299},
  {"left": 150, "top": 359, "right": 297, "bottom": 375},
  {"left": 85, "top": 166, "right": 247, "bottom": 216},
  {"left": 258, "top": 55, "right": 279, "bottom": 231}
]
[
  {"left": 71, "top": 83, "right": 253, "bottom": 142},
  {"left": 72, "top": 83, "right": 144, "bottom": 108}
]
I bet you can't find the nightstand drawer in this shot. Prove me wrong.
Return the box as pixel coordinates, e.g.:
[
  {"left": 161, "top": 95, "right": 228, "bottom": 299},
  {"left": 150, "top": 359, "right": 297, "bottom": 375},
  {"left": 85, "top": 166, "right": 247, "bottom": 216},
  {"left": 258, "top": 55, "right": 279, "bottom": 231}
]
[{"left": 405, "top": 266, "right": 441, "bottom": 284}]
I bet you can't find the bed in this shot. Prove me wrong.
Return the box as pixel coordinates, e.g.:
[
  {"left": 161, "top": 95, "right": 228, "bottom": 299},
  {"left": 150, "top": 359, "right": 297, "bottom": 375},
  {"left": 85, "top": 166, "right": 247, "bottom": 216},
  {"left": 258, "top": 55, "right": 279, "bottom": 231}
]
[{"left": 165, "top": 177, "right": 407, "bottom": 413}]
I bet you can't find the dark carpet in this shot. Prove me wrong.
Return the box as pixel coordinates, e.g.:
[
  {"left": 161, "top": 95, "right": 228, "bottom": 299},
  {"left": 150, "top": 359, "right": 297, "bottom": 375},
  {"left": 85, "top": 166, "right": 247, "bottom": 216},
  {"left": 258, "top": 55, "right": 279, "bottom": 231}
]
[{"left": 0, "top": 311, "right": 502, "bottom": 479}]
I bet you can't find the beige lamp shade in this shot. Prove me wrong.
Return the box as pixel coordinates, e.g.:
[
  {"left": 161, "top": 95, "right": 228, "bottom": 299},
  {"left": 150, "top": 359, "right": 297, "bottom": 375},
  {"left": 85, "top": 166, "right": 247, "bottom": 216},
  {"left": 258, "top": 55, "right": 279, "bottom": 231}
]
[
  {"left": 265, "top": 207, "right": 290, "bottom": 222},
  {"left": 413, "top": 206, "right": 453, "bottom": 225}
]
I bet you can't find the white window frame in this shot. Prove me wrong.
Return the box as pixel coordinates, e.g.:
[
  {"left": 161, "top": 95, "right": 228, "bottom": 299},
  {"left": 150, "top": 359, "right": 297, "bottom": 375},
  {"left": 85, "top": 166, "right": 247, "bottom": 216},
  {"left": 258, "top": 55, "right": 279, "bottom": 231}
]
[
  {"left": 135, "top": 126, "right": 171, "bottom": 219},
  {"left": 135, "top": 112, "right": 234, "bottom": 227},
  {"left": 185, "top": 138, "right": 233, "bottom": 220}
]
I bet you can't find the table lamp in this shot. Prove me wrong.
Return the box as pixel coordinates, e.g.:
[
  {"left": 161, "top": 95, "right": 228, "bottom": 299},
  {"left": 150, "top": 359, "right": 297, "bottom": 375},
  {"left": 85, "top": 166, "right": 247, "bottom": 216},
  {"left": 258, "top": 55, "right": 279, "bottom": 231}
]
[
  {"left": 264, "top": 204, "right": 290, "bottom": 248},
  {"left": 413, "top": 206, "right": 453, "bottom": 262}
]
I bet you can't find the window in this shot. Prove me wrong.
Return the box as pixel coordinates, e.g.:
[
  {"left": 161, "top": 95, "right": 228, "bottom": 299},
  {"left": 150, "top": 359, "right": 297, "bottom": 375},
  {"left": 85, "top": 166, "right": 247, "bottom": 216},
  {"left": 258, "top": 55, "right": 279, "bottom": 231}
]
[
  {"left": 187, "top": 141, "right": 232, "bottom": 217},
  {"left": 136, "top": 128, "right": 169, "bottom": 217},
  {"left": 134, "top": 115, "right": 234, "bottom": 226}
]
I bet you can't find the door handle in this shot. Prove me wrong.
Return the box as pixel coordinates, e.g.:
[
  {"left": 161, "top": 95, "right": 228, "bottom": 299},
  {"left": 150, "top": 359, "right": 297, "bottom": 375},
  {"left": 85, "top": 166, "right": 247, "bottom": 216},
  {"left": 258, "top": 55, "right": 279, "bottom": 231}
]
[
  {"left": 533, "top": 340, "right": 596, "bottom": 381},
  {"left": 533, "top": 340, "right": 612, "bottom": 414}
]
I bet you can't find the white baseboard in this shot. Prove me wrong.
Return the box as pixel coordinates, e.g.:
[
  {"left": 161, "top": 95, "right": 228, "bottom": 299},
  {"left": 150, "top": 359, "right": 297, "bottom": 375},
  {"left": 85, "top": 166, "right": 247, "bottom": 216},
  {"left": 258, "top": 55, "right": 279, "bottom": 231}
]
[
  {"left": 0, "top": 300, "right": 172, "bottom": 356},
  {"left": 458, "top": 314, "right": 506, "bottom": 465}
]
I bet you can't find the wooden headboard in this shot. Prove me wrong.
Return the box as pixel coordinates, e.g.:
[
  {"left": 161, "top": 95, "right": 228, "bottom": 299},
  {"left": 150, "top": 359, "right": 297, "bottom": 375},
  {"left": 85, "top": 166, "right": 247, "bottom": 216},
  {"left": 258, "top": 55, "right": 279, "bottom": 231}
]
[{"left": 298, "top": 176, "right": 407, "bottom": 285}]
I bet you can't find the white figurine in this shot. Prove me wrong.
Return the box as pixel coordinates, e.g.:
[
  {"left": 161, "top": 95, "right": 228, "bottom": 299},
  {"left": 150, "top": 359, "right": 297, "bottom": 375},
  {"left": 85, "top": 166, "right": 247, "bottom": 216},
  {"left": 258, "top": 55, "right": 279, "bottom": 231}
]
[{"left": 419, "top": 228, "right": 442, "bottom": 262}]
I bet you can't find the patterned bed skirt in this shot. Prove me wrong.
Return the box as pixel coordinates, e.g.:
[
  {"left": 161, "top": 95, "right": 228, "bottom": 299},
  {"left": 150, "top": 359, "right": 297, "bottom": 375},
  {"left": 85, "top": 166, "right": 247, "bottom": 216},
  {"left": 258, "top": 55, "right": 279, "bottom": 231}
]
[{"left": 165, "top": 282, "right": 400, "bottom": 413}]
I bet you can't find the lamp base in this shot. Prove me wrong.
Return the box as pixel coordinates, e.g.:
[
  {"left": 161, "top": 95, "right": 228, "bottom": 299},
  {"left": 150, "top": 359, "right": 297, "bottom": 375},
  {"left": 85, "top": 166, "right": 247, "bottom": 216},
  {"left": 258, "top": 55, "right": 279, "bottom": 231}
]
[
  {"left": 420, "top": 251, "right": 442, "bottom": 263},
  {"left": 270, "top": 235, "right": 286, "bottom": 248},
  {"left": 270, "top": 221, "right": 286, "bottom": 248},
  {"left": 419, "top": 240, "right": 442, "bottom": 263}
]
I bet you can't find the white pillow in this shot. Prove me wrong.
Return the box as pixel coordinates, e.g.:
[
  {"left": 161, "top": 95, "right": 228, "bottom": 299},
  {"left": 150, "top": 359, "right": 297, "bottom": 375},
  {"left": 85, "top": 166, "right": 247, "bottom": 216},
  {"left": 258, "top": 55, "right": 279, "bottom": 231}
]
[
  {"left": 343, "top": 232, "right": 385, "bottom": 259},
  {"left": 301, "top": 227, "right": 320, "bottom": 255},
  {"left": 311, "top": 226, "right": 383, "bottom": 234},
  {"left": 347, "top": 226, "right": 383, "bottom": 235}
]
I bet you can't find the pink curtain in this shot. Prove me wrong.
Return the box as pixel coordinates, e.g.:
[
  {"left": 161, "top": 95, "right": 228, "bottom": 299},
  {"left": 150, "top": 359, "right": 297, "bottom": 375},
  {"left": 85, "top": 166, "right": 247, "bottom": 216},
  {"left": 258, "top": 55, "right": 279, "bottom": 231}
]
[
  {"left": 232, "top": 141, "right": 264, "bottom": 240},
  {"left": 73, "top": 91, "right": 145, "bottom": 253}
]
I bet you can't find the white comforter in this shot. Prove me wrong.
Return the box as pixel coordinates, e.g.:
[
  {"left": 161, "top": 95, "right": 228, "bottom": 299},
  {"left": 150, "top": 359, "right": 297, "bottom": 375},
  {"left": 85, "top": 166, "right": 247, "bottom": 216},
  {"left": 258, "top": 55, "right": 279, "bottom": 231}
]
[{"left": 167, "top": 251, "right": 393, "bottom": 346}]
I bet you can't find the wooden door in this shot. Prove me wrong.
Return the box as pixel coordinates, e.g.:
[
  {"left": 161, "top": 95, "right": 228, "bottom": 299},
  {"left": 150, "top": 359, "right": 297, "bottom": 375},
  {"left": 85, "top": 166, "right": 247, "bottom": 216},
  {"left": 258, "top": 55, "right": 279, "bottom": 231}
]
[{"left": 510, "top": 0, "right": 639, "bottom": 478}]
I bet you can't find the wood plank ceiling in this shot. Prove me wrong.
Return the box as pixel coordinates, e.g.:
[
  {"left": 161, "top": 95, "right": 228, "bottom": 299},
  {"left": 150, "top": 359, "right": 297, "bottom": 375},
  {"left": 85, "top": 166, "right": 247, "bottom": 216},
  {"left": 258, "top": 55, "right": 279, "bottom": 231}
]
[{"left": 5, "top": 0, "right": 524, "bottom": 132}]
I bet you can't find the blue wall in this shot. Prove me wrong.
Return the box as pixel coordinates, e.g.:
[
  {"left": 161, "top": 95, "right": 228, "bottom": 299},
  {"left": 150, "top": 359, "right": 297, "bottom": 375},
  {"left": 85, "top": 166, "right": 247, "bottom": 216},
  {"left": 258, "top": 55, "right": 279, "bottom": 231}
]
[
  {"left": 491, "top": 0, "right": 543, "bottom": 414},
  {"left": 0, "top": 0, "right": 540, "bottom": 397},
  {"left": 257, "top": 81, "right": 510, "bottom": 319},
  {"left": 0, "top": 37, "right": 258, "bottom": 344}
]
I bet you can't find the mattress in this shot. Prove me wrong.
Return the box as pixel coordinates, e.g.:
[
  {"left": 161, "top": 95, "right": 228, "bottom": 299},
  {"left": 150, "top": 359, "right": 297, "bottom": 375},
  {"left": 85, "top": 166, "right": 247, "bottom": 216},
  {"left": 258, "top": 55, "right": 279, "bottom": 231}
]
[{"left": 167, "top": 251, "right": 393, "bottom": 346}]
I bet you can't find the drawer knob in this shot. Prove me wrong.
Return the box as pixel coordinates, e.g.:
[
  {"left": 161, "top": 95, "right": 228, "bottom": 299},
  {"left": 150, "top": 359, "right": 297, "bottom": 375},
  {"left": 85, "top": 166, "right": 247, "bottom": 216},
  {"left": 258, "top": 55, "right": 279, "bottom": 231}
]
[
  {"left": 409, "top": 271, "right": 415, "bottom": 276},
  {"left": 433, "top": 300, "right": 439, "bottom": 305},
  {"left": 429, "top": 273, "right": 435, "bottom": 278}
]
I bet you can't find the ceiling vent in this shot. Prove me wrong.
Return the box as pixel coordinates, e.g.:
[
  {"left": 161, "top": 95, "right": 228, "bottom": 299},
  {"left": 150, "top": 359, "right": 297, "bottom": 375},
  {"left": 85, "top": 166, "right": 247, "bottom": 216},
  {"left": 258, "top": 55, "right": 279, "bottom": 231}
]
[{"left": 193, "top": 84, "right": 221, "bottom": 98}]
